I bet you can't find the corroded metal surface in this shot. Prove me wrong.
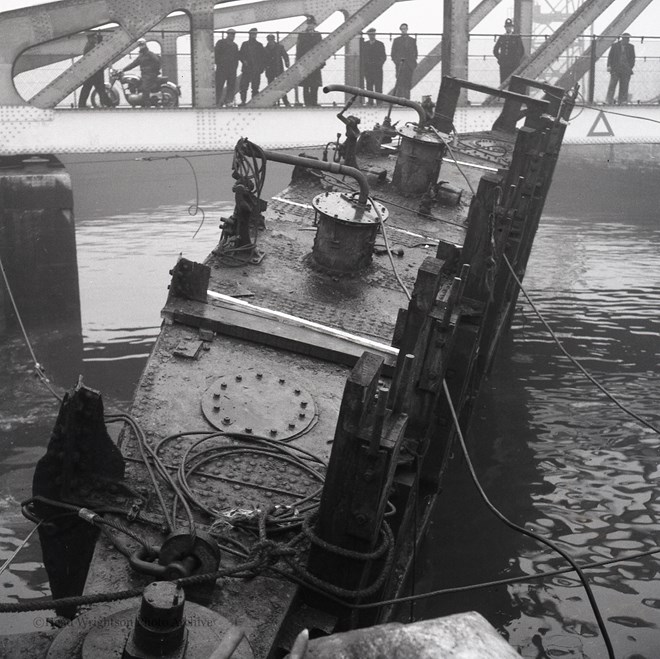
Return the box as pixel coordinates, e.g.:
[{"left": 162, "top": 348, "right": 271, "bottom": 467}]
[{"left": 201, "top": 372, "right": 317, "bottom": 439}]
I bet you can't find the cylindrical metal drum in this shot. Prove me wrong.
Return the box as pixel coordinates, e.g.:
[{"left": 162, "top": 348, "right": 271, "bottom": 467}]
[
  {"left": 311, "top": 192, "right": 389, "bottom": 274},
  {"left": 392, "top": 126, "right": 447, "bottom": 196}
]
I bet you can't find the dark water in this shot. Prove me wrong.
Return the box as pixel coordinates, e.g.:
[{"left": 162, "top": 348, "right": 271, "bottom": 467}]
[
  {"left": 1, "top": 154, "right": 659, "bottom": 657},
  {"left": 414, "top": 166, "right": 660, "bottom": 658}
]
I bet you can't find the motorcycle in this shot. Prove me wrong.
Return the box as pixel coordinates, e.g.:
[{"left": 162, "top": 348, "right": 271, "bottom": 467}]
[{"left": 92, "top": 68, "right": 180, "bottom": 108}]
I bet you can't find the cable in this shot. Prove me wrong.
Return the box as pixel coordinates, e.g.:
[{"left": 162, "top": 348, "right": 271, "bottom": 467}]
[
  {"left": 139, "top": 154, "right": 206, "bottom": 239},
  {"left": 503, "top": 255, "right": 660, "bottom": 435},
  {"left": 369, "top": 195, "right": 411, "bottom": 301},
  {"left": 575, "top": 101, "right": 660, "bottom": 126},
  {"left": 429, "top": 125, "right": 476, "bottom": 196},
  {"left": 441, "top": 379, "right": 615, "bottom": 659},
  {"left": 0, "top": 522, "right": 42, "bottom": 577},
  {"left": 0, "top": 252, "right": 63, "bottom": 402}
]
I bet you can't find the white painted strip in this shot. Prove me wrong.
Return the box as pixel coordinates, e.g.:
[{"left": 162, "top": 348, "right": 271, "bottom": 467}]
[
  {"left": 271, "top": 197, "right": 313, "bottom": 208},
  {"left": 206, "top": 289, "right": 399, "bottom": 357}
]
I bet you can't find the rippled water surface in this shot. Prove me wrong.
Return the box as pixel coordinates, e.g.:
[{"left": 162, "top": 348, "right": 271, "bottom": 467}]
[
  {"left": 416, "top": 194, "right": 660, "bottom": 658},
  {"left": 1, "top": 155, "right": 659, "bottom": 656}
]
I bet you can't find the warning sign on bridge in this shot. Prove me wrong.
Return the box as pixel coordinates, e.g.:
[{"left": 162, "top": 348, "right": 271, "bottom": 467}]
[{"left": 588, "top": 110, "right": 614, "bottom": 137}]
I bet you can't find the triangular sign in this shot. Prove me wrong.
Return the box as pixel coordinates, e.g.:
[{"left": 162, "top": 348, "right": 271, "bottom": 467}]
[{"left": 588, "top": 110, "right": 614, "bottom": 137}]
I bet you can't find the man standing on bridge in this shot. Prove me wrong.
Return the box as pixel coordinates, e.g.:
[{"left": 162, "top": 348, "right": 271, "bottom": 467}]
[
  {"left": 391, "top": 23, "right": 417, "bottom": 100},
  {"left": 606, "top": 33, "right": 635, "bottom": 105},
  {"left": 239, "top": 28, "right": 265, "bottom": 106},
  {"left": 493, "top": 18, "right": 525, "bottom": 84},
  {"left": 78, "top": 32, "right": 112, "bottom": 108},
  {"left": 361, "top": 28, "right": 386, "bottom": 104},
  {"left": 264, "top": 34, "right": 291, "bottom": 107},
  {"left": 215, "top": 29, "right": 239, "bottom": 107},
  {"left": 296, "top": 16, "right": 324, "bottom": 107}
]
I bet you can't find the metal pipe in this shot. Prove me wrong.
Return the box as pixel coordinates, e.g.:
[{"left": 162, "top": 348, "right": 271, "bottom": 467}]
[
  {"left": 323, "top": 83, "right": 427, "bottom": 127},
  {"left": 259, "top": 147, "right": 370, "bottom": 205}
]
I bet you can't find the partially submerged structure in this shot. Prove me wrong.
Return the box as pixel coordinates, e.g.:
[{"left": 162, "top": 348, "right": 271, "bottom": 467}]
[{"left": 9, "top": 74, "right": 576, "bottom": 657}]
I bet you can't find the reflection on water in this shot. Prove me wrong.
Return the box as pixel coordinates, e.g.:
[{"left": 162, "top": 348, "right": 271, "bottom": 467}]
[
  {"left": 1, "top": 155, "right": 659, "bottom": 655},
  {"left": 416, "top": 203, "right": 660, "bottom": 657}
]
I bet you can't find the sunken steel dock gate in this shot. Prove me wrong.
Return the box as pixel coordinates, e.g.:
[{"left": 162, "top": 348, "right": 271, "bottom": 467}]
[{"left": 21, "top": 76, "right": 576, "bottom": 658}]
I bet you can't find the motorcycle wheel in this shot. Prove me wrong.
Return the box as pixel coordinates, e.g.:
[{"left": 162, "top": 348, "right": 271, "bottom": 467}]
[
  {"left": 91, "top": 84, "right": 120, "bottom": 108},
  {"left": 159, "top": 87, "right": 179, "bottom": 108}
]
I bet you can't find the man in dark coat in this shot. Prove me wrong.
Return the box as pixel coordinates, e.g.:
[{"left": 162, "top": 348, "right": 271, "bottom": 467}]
[
  {"left": 78, "top": 32, "right": 112, "bottom": 108},
  {"left": 215, "top": 29, "right": 239, "bottom": 106},
  {"left": 121, "top": 38, "right": 161, "bottom": 107},
  {"left": 493, "top": 18, "right": 525, "bottom": 84},
  {"left": 239, "top": 28, "right": 265, "bottom": 105},
  {"left": 606, "top": 33, "right": 635, "bottom": 105},
  {"left": 361, "top": 28, "right": 386, "bottom": 104},
  {"left": 264, "top": 34, "right": 290, "bottom": 106},
  {"left": 391, "top": 23, "right": 417, "bottom": 100},
  {"left": 296, "top": 16, "right": 324, "bottom": 107}
]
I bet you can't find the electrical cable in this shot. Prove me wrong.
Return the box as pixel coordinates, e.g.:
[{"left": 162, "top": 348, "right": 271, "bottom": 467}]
[
  {"left": 0, "top": 522, "right": 41, "bottom": 577},
  {"left": 0, "top": 252, "right": 63, "bottom": 403},
  {"left": 441, "top": 379, "right": 616, "bottom": 659},
  {"left": 503, "top": 255, "right": 660, "bottom": 435},
  {"left": 575, "top": 101, "right": 660, "bottom": 126},
  {"left": 369, "top": 195, "right": 411, "bottom": 300},
  {"left": 139, "top": 154, "right": 206, "bottom": 238},
  {"left": 429, "top": 125, "right": 476, "bottom": 196}
]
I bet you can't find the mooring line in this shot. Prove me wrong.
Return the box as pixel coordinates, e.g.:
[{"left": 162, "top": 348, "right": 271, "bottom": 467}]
[
  {"left": 0, "top": 253, "right": 62, "bottom": 402},
  {"left": 504, "top": 254, "right": 660, "bottom": 435},
  {"left": 0, "top": 522, "right": 41, "bottom": 577}
]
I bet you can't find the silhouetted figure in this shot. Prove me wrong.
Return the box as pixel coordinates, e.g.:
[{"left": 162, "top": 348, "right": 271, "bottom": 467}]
[
  {"left": 337, "top": 103, "right": 361, "bottom": 168},
  {"left": 493, "top": 18, "right": 525, "bottom": 84},
  {"left": 296, "top": 16, "right": 324, "bottom": 107},
  {"left": 239, "top": 28, "right": 265, "bottom": 105},
  {"left": 264, "top": 34, "right": 290, "bottom": 107},
  {"left": 391, "top": 23, "right": 417, "bottom": 100},
  {"left": 121, "top": 38, "right": 161, "bottom": 107},
  {"left": 606, "top": 33, "right": 636, "bottom": 105},
  {"left": 362, "top": 28, "right": 386, "bottom": 103},
  {"left": 215, "top": 29, "right": 239, "bottom": 106},
  {"left": 78, "top": 32, "right": 112, "bottom": 108}
]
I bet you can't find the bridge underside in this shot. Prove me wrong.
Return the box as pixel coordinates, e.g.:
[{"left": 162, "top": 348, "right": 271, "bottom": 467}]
[{"left": 1, "top": 103, "right": 659, "bottom": 156}]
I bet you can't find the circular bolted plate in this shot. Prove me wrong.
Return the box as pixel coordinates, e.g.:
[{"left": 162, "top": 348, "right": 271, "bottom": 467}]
[
  {"left": 201, "top": 372, "right": 317, "bottom": 439},
  {"left": 312, "top": 191, "right": 388, "bottom": 225}
]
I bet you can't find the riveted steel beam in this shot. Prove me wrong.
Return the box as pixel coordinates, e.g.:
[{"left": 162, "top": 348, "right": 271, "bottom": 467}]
[
  {"left": 514, "top": 0, "right": 533, "bottom": 55},
  {"left": 555, "top": 0, "right": 654, "bottom": 92},
  {"left": 442, "top": 1, "right": 469, "bottom": 83},
  {"left": 516, "top": 0, "right": 618, "bottom": 83},
  {"left": 3, "top": 0, "right": 400, "bottom": 109},
  {"left": 249, "top": 0, "right": 399, "bottom": 108}
]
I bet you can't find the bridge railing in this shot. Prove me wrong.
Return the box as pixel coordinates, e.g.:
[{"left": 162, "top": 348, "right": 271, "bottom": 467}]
[{"left": 12, "top": 32, "right": 660, "bottom": 109}]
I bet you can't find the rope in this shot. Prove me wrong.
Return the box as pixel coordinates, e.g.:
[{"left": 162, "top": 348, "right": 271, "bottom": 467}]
[
  {"left": 0, "top": 522, "right": 41, "bottom": 577},
  {"left": 369, "top": 195, "right": 411, "bottom": 301},
  {"left": 286, "top": 522, "right": 395, "bottom": 600},
  {"left": 441, "top": 379, "right": 615, "bottom": 659},
  {"left": 503, "top": 254, "right": 660, "bottom": 435},
  {"left": 0, "top": 252, "right": 63, "bottom": 402}
]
